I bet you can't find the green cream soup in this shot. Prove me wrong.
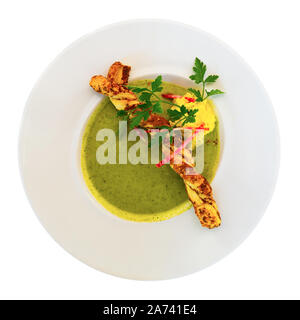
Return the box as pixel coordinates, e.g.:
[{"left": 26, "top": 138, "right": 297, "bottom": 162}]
[{"left": 81, "top": 80, "right": 220, "bottom": 222}]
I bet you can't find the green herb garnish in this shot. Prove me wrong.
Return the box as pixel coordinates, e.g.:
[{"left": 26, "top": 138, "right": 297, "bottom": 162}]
[
  {"left": 188, "top": 57, "right": 224, "bottom": 101},
  {"left": 116, "top": 76, "right": 164, "bottom": 129},
  {"left": 167, "top": 106, "right": 198, "bottom": 127},
  {"left": 120, "top": 75, "right": 198, "bottom": 129},
  {"left": 117, "top": 58, "right": 223, "bottom": 129}
]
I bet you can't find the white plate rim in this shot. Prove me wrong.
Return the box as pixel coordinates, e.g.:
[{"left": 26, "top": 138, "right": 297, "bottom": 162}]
[{"left": 19, "top": 19, "right": 280, "bottom": 280}]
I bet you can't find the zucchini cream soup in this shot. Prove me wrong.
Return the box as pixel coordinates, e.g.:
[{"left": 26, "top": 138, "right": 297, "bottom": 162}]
[{"left": 81, "top": 80, "right": 220, "bottom": 222}]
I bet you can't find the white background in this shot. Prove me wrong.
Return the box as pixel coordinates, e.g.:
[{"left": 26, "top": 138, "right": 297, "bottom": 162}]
[{"left": 0, "top": 0, "right": 299, "bottom": 300}]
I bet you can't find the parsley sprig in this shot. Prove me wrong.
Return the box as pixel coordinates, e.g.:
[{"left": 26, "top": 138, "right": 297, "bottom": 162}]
[
  {"left": 188, "top": 57, "right": 224, "bottom": 101},
  {"left": 117, "top": 76, "right": 165, "bottom": 129},
  {"left": 167, "top": 105, "right": 198, "bottom": 127}
]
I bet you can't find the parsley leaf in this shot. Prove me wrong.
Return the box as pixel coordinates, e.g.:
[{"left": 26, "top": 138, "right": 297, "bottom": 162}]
[
  {"left": 152, "top": 101, "right": 163, "bottom": 114},
  {"left": 167, "top": 108, "right": 182, "bottom": 121},
  {"left": 167, "top": 106, "right": 199, "bottom": 127},
  {"left": 139, "top": 92, "right": 152, "bottom": 102},
  {"left": 189, "top": 57, "right": 206, "bottom": 84},
  {"left": 129, "top": 112, "right": 144, "bottom": 129},
  {"left": 180, "top": 105, "right": 188, "bottom": 114},
  {"left": 182, "top": 109, "right": 198, "bottom": 126},
  {"left": 141, "top": 110, "right": 150, "bottom": 121},
  {"left": 188, "top": 88, "right": 203, "bottom": 102},
  {"left": 151, "top": 75, "right": 163, "bottom": 92},
  {"left": 116, "top": 110, "right": 128, "bottom": 119},
  {"left": 206, "top": 89, "right": 224, "bottom": 96},
  {"left": 205, "top": 75, "right": 219, "bottom": 83}
]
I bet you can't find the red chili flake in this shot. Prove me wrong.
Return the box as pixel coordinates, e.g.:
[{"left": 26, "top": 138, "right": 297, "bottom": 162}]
[
  {"left": 162, "top": 93, "right": 182, "bottom": 100},
  {"left": 184, "top": 125, "right": 209, "bottom": 131},
  {"left": 184, "top": 97, "right": 196, "bottom": 103},
  {"left": 162, "top": 93, "right": 196, "bottom": 103}
]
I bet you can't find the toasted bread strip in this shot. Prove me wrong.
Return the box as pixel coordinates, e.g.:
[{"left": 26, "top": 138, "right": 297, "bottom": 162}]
[
  {"left": 89, "top": 62, "right": 221, "bottom": 228},
  {"left": 140, "top": 114, "right": 170, "bottom": 128},
  {"left": 107, "top": 61, "right": 131, "bottom": 85},
  {"left": 160, "top": 140, "right": 220, "bottom": 229},
  {"left": 89, "top": 75, "right": 140, "bottom": 110},
  {"left": 170, "top": 163, "right": 221, "bottom": 228}
]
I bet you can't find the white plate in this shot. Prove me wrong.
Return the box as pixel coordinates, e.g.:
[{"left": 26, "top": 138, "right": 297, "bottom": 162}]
[{"left": 19, "top": 20, "right": 280, "bottom": 280}]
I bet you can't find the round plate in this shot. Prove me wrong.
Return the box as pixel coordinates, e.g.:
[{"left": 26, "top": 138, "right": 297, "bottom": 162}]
[{"left": 19, "top": 20, "right": 280, "bottom": 280}]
